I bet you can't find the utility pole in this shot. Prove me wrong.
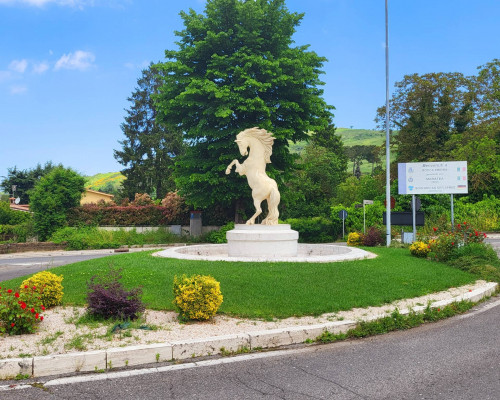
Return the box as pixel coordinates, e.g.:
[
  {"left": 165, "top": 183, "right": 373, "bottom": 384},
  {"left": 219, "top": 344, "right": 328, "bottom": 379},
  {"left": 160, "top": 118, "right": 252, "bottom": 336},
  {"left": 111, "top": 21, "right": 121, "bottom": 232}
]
[{"left": 385, "top": 0, "right": 391, "bottom": 247}]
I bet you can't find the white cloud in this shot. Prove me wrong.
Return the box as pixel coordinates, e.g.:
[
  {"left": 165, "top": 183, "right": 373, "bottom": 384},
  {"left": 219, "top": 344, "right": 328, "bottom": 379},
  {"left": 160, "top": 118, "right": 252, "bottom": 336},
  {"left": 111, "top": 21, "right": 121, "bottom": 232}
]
[
  {"left": 33, "top": 61, "right": 49, "bottom": 74},
  {"left": 9, "top": 59, "right": 28, "bottom": 73},
  {"left": 10, "top": 85, "right": 27, "bottom": 94},
  {"left": 54, "top": 50, "right": 95, "bottom": 71}
]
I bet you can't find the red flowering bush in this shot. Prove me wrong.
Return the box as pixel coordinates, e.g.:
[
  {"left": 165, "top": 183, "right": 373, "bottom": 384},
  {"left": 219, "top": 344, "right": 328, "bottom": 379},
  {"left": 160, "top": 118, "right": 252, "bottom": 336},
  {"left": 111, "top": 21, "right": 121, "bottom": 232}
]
[
  {"left": 429, "top": 222, "right": 487, "bottom": 261},
  {"left": 0, "top": 285, "right": 45, "bottom": 335},
  {"left": 66, "top": 204, "right": 189, "bottom": 226}
]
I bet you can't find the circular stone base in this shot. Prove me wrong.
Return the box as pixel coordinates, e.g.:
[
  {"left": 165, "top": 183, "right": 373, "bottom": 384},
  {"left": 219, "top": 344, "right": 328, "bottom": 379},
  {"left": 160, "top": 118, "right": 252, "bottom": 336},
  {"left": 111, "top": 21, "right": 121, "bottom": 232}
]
[
  {"left": 226, "top": 224, "right": 299, "bottom": 257},
  {"left": 153, "top": 243, "right": 375, "bottom": 263}
]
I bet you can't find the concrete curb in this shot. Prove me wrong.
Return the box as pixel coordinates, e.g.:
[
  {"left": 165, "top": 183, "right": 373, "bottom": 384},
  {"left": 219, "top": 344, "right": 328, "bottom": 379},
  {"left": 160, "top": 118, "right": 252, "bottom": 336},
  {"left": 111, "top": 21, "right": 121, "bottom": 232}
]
[{"left": 0, "top": 281, "right": 497, "bottom": 380}]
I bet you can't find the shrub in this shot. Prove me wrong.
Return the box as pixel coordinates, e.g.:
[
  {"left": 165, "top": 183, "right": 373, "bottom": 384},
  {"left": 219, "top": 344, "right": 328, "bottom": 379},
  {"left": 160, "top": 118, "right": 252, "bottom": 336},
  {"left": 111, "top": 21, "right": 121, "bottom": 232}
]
[
  {"left": 409, "top": 241, "right": 431, "bottom": 258},
  {"left": 86, "top": 267, "right": 145, "bottom": 320},
  {"left": 29, "top": 166, "right": 86, "bottom": 241},
  {"left": 131, "top": 193, "right": 153, "bottom": 206},
  {"left": 21, "top": 271, "right": 64, "bottom": 308},
  {"left": 285, "top": 217, "right": 340, "bottom": 243},
  {"left": 347, "top": 232, "right": 363, "bottom": 246},
  {"left": 0, "top": 285, "right": 45, "bottom": 335},
  {"left": 429, "top": 222, "right": 487, "bottom": 262},
  {"left": 51, "top": 226, "right": 183, "bottom": 250},
  {"left": 66, "top": 204, "right": 189, "bottom": 226},
  {"left": 173, "top": 274, "right": 223, "bottom": 321},
  {"left": 205, "top": 222, "right": 235, "bottom": 244},
  {"left": 362, "top": 226, "right": 385, "bottom": 247}
]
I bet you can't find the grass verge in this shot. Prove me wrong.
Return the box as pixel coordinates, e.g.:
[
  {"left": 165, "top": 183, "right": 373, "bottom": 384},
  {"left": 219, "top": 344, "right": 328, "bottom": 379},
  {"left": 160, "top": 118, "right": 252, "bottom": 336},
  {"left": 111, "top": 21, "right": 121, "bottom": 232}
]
[
  {"left": 0, "top": 248, "right": 477, "bottom": 320},
  {"left": 316, "top": 300, "right": 474, "bottom": 343}
]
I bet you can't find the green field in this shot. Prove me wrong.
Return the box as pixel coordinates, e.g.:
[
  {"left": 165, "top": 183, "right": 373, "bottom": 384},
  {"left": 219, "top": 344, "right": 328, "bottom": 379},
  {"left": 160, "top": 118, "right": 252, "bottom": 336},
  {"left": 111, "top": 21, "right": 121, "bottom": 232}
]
[
  {"left": 289, "top": 128, "right": 393, "bottom": 175},
  {"left": 336, "top": 128, "right": 386, "bottom": 147},
  {"left": 85, "top": 172, "right": 125, "bottom": 192},
  {"left": 0, "top": 248, "right": 476, "bottom": 320}
]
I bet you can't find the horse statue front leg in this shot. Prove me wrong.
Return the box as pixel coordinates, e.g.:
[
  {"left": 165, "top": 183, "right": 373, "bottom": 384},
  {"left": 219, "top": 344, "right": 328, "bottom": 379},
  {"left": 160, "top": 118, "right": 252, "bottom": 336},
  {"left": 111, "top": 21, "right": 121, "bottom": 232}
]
[{"left": 225, "top": 160, "right": 245, "bottom": 176}]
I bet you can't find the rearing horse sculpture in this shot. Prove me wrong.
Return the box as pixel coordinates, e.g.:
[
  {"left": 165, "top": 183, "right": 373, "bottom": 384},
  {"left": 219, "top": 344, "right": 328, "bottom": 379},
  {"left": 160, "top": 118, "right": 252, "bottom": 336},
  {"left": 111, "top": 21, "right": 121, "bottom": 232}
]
[{"left": 225, "top": 127, "right": 280, "bottom": 225}]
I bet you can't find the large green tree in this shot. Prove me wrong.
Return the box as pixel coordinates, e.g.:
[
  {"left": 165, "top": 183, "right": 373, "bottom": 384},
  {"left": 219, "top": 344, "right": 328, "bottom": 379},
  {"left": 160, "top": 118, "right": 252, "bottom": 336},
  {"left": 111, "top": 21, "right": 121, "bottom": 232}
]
[
  {"left": 155, "top": 0, "right": 332, "bottom": 212},
  {"left": 476, "top": 59, "right": 500, "bottom": 123},
  {"left": 29, "top": 167, "right": 85, "bottom": 241},
  {"left": 114, "top": 64, "right": 184, "bottom": 200},
  {"left": 1, "top": 162, "right": 58, "bottom": 204},
  {"left": 376, "top": 72, "right": 474, "bottom": 163}
]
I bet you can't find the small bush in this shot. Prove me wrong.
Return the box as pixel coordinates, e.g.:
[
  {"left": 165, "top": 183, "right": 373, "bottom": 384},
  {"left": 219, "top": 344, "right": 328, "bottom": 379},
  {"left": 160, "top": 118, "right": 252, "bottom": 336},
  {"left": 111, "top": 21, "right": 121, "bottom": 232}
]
[
  {"left": 409, "top": 241, "right": 431, "bottom": 258},
  {"left": 86, "top": 268, "right": 145, "bottom": 320},
  {"left": 205, "top": 222, "right": 235, "bottom": 244},
  {"left": 173, "top": 274, "right": 223, "bottom": 321},
  {"left": 362, "top": 226, "right": 385, "bottom": 247},
  {"left": 347, "top": 232, "right": 363, "bottom": 246},
  {"left": 0, "top": 285, "right": 45, "bottom": 335},
  {"left": 21, "top": 271, "right": 64, "bottom": 308}
]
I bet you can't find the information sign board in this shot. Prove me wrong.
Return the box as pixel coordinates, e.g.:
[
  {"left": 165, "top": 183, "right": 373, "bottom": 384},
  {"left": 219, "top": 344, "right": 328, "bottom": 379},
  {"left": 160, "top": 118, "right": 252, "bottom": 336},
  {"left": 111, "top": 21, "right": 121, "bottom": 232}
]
[{"left": 398, "top": 161, "right": 468, "bottom": 195}]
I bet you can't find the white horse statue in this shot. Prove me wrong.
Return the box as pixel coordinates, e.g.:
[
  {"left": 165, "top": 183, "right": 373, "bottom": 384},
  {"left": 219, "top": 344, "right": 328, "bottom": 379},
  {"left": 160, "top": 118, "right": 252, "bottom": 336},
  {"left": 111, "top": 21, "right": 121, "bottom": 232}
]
[{"left": 225, "top": 127, "right": 280, "bottom": 225}]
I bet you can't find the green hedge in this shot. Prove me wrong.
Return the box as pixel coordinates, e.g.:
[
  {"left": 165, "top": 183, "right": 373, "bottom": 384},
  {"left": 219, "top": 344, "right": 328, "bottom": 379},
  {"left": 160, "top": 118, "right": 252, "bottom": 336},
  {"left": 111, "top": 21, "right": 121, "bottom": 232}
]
[{"left": 285, "top": 217, "right": 340, "bottom": 243}]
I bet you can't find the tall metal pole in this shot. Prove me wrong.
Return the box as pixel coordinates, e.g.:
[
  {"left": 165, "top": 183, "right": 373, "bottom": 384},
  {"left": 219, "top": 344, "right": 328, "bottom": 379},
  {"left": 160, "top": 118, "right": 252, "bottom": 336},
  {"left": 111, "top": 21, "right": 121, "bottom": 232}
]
[{"left": 385, "top": 0, "right": 391, "bottom": 246}]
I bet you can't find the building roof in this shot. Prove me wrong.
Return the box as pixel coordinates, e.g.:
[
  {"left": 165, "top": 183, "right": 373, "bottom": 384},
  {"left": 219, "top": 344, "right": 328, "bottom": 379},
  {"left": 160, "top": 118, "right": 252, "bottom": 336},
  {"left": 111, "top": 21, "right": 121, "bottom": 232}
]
[
  {"left": 9, "top": 198, "right": 30, "bottom": 212},
  {"left": 84, "top": 189, "right": 114, "bottom": 198}
]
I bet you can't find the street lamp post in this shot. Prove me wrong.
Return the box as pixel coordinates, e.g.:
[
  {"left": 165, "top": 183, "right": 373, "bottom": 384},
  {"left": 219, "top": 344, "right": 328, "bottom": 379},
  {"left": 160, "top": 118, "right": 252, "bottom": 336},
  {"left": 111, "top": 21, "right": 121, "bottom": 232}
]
[{"left": 385, "top": 0, "right": 391, "bottom": 247}]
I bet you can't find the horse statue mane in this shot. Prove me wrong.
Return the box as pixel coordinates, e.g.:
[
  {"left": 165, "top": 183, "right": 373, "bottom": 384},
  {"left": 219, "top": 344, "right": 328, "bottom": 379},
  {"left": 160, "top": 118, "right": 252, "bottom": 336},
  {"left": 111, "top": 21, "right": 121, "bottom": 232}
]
[{"left": 236, "top": 127, "right": 275, "bottom": 164}]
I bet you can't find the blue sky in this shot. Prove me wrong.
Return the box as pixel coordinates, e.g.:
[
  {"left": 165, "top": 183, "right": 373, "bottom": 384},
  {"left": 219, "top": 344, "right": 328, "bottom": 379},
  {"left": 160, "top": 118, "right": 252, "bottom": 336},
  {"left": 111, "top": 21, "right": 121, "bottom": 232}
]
[{"left": 1, "top": 0, "right": 499, "bottom": 181}]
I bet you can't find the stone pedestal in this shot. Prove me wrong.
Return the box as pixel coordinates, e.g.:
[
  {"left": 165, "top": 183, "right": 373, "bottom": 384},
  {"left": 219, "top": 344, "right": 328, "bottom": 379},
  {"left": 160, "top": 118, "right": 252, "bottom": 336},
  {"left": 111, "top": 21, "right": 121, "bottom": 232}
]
[{"left": 226, "top": 224, "right": 299, "bottom": 257}]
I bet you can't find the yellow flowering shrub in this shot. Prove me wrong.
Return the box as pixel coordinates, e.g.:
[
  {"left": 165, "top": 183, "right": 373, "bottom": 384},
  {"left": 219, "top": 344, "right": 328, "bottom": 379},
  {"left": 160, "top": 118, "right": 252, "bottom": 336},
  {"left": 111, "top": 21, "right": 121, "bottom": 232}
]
[
  {"left": 409, "top": 241, "right": 431, "bottom": 258},
  {"left": 347, "top": 232, "right": 363, "bottom": 247},
  {"left": 21, "top": 271, "right": 64, "bottom": 308},
  {"left": 173, "top": 274, "right": 223, "bottom": 321}
]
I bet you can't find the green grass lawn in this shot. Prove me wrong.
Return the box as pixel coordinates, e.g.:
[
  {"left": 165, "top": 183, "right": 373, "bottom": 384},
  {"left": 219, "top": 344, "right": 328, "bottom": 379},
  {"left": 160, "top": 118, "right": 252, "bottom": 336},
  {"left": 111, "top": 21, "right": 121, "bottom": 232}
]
[{"left": 1, "top": 248, "right": 477, "bottom": 320}]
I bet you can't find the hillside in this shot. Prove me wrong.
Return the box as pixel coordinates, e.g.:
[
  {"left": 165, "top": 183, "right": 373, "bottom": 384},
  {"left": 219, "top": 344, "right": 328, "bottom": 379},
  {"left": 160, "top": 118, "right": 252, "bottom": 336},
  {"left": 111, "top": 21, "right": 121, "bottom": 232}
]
[
  {"left": 85, "top": 172, "right": 125, "bottom": 193},
  {"left": 335, "top": 128, "right": 385, "bottom": 147},
  {"left": 289, "top": 128, "right": 386, "bottom": 154}
]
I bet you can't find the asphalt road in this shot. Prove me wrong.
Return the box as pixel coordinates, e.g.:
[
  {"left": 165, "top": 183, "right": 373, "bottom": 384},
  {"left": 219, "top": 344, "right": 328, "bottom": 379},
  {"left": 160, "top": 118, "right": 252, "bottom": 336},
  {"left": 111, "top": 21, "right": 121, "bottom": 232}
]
[
  {"left": 0, "top": 253, "right": 115, "bottom": 282},
  {"left": 2, "top": 296, "right": 499, "bottom": 399}
]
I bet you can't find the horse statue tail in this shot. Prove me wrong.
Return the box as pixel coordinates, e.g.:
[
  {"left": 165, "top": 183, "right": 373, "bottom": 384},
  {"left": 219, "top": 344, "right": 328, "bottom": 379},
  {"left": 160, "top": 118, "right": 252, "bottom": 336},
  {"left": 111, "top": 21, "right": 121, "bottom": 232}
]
[{"left": 263, "top": 182, "right": 280, "bottom": 225}]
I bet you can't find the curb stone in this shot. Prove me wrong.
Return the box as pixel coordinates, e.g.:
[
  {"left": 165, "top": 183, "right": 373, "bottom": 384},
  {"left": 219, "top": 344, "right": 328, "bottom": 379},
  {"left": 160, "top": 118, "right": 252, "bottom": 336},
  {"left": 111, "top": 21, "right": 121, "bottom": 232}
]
[{"left": 0, "top": 281, "right": 497, "bottom": 380}]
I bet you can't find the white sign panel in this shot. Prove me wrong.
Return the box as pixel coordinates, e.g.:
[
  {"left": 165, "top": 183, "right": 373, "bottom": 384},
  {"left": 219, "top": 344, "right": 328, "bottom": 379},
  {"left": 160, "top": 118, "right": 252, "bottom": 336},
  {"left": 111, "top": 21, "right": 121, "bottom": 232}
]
[{"left": 398, "top": 161, "right": 468, "bottom": 195}]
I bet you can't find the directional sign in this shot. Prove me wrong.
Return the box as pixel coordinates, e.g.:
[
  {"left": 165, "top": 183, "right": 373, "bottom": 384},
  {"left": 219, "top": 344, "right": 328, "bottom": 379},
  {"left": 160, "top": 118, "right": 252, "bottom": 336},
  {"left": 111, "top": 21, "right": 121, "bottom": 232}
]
[{"left": 398, "top": 161, "right": 468, "bottom": 194}]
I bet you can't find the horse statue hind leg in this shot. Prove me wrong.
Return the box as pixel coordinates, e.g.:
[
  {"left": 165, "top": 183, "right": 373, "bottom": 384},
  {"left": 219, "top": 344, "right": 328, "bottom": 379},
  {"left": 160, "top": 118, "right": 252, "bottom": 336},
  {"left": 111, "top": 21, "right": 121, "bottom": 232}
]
[{"left": 261, "top": 180, "right": 280, "bottom": 225}]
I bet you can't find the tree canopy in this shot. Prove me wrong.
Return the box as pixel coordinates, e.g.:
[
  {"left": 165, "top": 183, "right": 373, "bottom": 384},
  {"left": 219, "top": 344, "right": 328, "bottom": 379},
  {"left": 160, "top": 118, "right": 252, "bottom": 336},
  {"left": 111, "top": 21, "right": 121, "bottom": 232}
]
[
  {"left": 155, "top": 0, "right": 332, "bottom": 211},
  {"left": 114, "top": 64, "right": 184, "bottom": 200},
  {"left": 1, "top": 162, "right": 59, "bottom": 204},
  {"left": 376, "top": 63, "right": 500, "bottom": 200},
  {"left": 29, "top": 166, "right": 85, "bottom": 241}
]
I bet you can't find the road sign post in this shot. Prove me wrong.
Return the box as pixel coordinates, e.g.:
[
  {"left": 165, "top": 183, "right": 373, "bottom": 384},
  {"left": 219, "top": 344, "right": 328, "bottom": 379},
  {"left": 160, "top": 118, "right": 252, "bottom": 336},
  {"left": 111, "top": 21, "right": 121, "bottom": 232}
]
[
  {"left": 362, "top": 200, "right": 374, "bottom": 234},
  {"left": 338, "top": 209, "right": 348, "bottom": 239}
]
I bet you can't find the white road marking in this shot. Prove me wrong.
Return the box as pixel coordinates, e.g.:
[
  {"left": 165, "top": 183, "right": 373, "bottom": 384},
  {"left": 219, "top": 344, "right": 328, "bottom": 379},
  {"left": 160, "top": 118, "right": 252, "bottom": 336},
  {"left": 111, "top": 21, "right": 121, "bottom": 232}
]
[
  {"left": 0, "top": 348, "right": 311, "bottom": 391},
  {"left": 457, "top": 297, "right": 500, "bottom": 319}
]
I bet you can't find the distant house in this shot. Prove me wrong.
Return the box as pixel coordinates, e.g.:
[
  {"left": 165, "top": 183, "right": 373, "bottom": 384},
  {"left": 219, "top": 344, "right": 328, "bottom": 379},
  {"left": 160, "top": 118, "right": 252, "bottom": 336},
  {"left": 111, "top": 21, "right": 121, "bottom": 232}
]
[
  {"left": 81, "top": 189, "right": 114, "bottom": 205},
  {"left": 9, "top": 197, "right": 30, "bottom": 212}
]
